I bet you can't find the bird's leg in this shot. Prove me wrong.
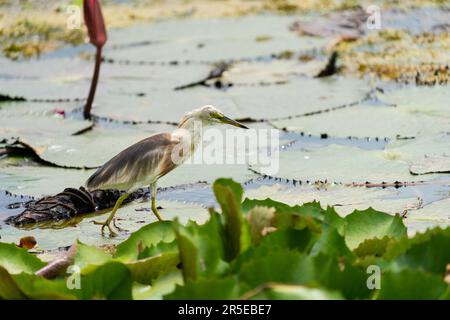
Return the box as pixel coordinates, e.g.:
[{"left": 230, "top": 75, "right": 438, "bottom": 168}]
[
  {"left": 93, "top": 192, "right": 129, "bottom": 236},
  {"left": 150, "top": 183, "right": 164, "bottom": 221}
]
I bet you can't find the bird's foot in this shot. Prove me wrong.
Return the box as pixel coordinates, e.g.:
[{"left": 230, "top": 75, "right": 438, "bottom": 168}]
[
  {"left": 93, "top": 219, "right": 118, "bottom": 237},
  {"left": 151, "top": 207, "right": 164, "bottom": 221}
]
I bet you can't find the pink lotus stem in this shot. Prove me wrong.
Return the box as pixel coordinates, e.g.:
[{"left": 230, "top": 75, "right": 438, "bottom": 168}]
[{"left": 83, "top": 0, "right": 107, "bottom": 120}]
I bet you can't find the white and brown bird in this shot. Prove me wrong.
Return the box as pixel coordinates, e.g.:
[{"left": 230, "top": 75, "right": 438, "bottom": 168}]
[{"left": 86, "top": 105, "right": 248, "bottom": 236}]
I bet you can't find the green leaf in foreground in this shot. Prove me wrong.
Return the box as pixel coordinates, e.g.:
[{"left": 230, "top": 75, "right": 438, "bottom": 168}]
[
  {"left": 213, "top": 178, "right": 250, "bottom": 260},
  {"left": 343, "top": 208, "right": 407, "bottom": 249},
  {"left": 0, "top": 243, "right": 46, "bottom": 274},
  {"left": 114, "top": 221, "right": 175, "bottom": 261},
  {"left": 126, "top": 252, "right": 179, "bottom": 285},
  {"left": 74, "top": 241, "right": 112, "bottom": 272},
  {"left": 74, "top": 262, "right": 133, "bottom": 300},
  {"left": 238, "top": 249, "right": 315, "bottom": 288},
  {"left": 377, "top": 269, "right": 449, "bottom": 300},
  {"left": 353, "top": 237, "right": 394, "bottom": 259},
  {"left": 0, "top": 266, "right": 27, "bottom": 299},
  {"left": 133, "top": 270, "right": 183, "bottom": 300},
  {"left": 242, "top": 283, "right": 343, "bottom": 300},
  {"left": 174, "top": 213, "right": 228, "bottom": 281},
  {"left": 311, "top": 253, "right": 371, "bottom": 299},
  {"left": 164, "top": 277, "right": 240, "bottom": 300},
  {"left": 310, "top": 225, "right": 354, "bottom": 261},
  {"left": 385, "top": 227, "right": 450, "bottom": 274},
  {"left": 242, "top": 198, "right": 323, "bottom": 233},
  {"left": 0, "top": 266, "right": 75, "bottom": 300}
]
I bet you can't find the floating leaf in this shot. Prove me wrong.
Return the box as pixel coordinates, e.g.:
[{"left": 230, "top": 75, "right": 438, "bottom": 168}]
[
  {"left": 380, "top": 86, "right": 450, "bottom": 119},
  {"left": 272, "top": 104, "right": 450, "bottom": 139},
  {"left": 250, "top": 144, "right": 438, "bottom": 184},
  {"left": 244, "top": 183, "right": 421, "bottom": 217},
  {"left": 410, "top": 155, "right": 450, "bottom": 175},
  {"left": 227, "top": 77, "right": 369, "bottom": 120},
  {"left": 106, "top": 15, "right": 326, "bottom": 63},
  {"left": 220, "top": 59, "right": 331, "bottom": 84},
  {"left": 0, "top": 56, "right": 212, "bottom": 101},
  {"left": 0, "top": 115, "right": 92, "bottom": 141},
  {"left": 385, "top": 134, "right": 450, "bottom": 174},
  {"left": 404, "top": 199, "right": 450, "bottom": 236}
]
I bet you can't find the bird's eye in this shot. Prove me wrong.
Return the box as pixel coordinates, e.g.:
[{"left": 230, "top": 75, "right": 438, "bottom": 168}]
[{"left": 210, "top": 112, "right": 223, "bottom": 119}]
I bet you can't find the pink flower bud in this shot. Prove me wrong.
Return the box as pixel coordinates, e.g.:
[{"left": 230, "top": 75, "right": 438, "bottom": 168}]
[
  {"left": 53, "top": 108, "right": 66, "bottom": 117},
  {"left": 83, "top": 0, "right": 107, "bottom": 48}
]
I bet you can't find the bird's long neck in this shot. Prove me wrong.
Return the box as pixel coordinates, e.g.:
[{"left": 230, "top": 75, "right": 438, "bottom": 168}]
[{"left": 172, "top": 116, "right": 203, "bottom": 158}]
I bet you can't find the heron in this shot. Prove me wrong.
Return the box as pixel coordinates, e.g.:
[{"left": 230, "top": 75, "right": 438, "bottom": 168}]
[{"left": 85, "top": 105, "right": 249, "bottom": 236}]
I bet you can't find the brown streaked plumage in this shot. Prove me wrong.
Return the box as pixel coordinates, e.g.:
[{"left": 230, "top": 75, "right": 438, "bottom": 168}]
[
  {"left": 85, "top": 105, "right": 249, "bottom": 236},
  {"left": 86, "top": 133, "right": 177, "bottom": 191}
]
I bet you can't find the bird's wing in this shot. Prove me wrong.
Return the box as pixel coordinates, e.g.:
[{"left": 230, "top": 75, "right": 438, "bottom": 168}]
[{"left": 86, "top": 133, "right": 177, "bottom": 191}]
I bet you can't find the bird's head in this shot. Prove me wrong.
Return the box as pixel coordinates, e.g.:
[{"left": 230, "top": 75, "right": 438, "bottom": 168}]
[{"left": 180, "top": 105, "right": 249, "bottom": 129}]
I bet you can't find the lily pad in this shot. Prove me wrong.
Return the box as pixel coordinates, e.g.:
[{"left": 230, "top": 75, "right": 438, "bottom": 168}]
[
  {"left": 0, "top": 166, "right": 94, "bottom": 197},
  {"left": 250, "top": 144, "right": 437, "bottom": 184},
  {"left": 272, "top": 103, "right": 450, "bottom": 139},
  {"left": 226, "top": 76, "right": 369, "bottom": 120},
  {"left": 0, "top": 101, "right": 80, "bottom": 118},
  {"left": 410, "top": 155, "right": 450, "bottom": 175},
  {"left": 93, "top": 86, "right": 239, "bottom": 123},
  {"left": 106, "top": 15, "right": 326, "bottom": 63},
  {"left": 0, "top": 57, "right": 90, "bottom": 101},
  {"left": 0, "top": 114, "right": 92, "bottom": 141},
  {"left": 379, "top": 86, "right": 450, "bottom": 119},
  {"left": 0, "top": 54, "right": 212, "bottom": 103},
  {"left": 244, "top": 183, "right": 421, "bottom": 217},
  {"left": 13, "top": 126, "right": 164, "bottom": 168},
  {"left": 404, "top": 198, "right": 450, "bottom": 236},
  {"left": 220, "top": 59, "right": 327, "bottom": 84},
  {"left": 385, "top": 134, "right": 450, "bottom": 175}
]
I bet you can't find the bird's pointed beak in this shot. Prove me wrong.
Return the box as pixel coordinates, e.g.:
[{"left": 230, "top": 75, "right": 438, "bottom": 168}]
[{"left": 220, "top": 115, "right": 249, "bottom": 129}]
